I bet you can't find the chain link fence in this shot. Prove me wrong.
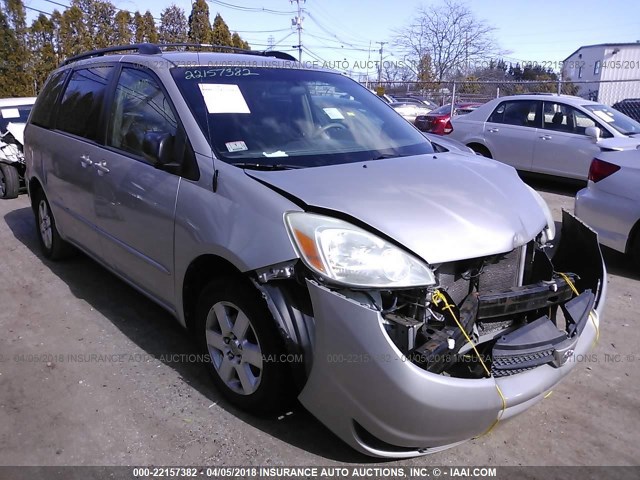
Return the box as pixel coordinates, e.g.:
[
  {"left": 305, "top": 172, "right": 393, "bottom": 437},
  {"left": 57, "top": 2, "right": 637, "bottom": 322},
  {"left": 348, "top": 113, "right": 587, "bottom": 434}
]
[{"left": 370, "top": 79, "right": 640, "bottom": 121}]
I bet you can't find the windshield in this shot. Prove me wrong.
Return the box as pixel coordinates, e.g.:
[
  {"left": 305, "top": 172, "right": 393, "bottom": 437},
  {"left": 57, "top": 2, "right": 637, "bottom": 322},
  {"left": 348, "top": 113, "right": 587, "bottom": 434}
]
[
  {"left": 583, "top": 104, "right": 640, "bottom": 136},
  {"left": 171, "top": 67, "right": 433, "bottom": 168},
  {"left": 0, "top": 104, "right": 32, "bottom": 133}
]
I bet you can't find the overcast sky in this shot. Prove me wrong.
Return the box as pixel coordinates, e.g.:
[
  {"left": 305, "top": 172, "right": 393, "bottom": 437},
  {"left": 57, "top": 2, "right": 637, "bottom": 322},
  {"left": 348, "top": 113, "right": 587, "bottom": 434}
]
[{"left": 23, "top": 0, "right": 640, "bottom": 75}]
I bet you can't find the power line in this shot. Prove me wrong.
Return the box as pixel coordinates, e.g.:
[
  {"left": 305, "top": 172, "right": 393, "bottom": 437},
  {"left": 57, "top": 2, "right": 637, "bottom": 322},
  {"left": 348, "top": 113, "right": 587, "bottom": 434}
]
[
  {"left": 25, "top": 5, "right": 54, "bottom": 16},
  {"left": 302, "top": 45, "right": 327, "bottom": 64},
  {"left": 305, "top": 1, "right": 372, "bottom": 46},
  {"left": 304, "top": 32, "right": 370, "bottom": 51},
  {"left": 233, "top": 28, "right": 291, "bottom": 34},
  {"left": 42, "top": 0, "right": 70, "bottom": 10},
  {"left": 268, "top": 31, "right": 296, "bottom": 50},
  {"left": 208, "top": 0, "right": 296, "bottom": 16},
  {"left": 305, "top": 12, "right": 371, "bottom": 49}
]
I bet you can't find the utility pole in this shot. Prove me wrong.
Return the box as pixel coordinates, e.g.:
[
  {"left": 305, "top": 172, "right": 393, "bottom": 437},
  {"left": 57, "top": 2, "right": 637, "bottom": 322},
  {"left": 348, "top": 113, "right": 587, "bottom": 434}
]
[
  {"left": 267, "top": 35, "right": 275, "bottom": 50},
  {"left": 377, "top": 41, "right": 387, "bottom": 85},
  {"left": 291, "top": 0, "right": 305, "bottom": 62}
]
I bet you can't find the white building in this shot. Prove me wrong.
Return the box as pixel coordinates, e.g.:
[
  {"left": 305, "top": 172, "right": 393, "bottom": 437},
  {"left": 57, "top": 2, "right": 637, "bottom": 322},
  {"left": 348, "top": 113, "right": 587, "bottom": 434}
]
[{"left": 562, "top": 42, "right": 640, "bottom": 105}]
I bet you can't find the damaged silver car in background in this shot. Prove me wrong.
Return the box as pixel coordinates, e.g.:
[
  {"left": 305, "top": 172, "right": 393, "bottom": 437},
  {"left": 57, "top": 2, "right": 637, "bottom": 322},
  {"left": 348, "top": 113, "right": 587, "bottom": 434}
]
[
  {"left": 0, "top": 97, "right": 35, "bottom": 199},
  {"left": 25, "top": 46, "right": 606, "bottom": 459}
]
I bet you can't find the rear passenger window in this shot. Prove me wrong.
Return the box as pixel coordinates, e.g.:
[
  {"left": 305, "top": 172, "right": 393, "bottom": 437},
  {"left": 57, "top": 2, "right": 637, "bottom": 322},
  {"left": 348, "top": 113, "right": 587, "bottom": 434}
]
[
  {"left": 57, "top": 66, "right": 113, "bottom": 141},
  {"left": 488, "top": 100, "right": 539, "bottom": 127},
  {"left": 30, "top": 71, "right": 68, "bottom": 128},
  {"left": 108, "top": 68, "right": 178, "bottom": 160}
]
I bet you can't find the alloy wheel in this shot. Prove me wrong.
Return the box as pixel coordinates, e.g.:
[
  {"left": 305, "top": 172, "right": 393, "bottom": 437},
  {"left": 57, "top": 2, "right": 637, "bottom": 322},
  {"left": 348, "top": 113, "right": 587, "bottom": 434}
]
[
  {"left": 38, "top": 199, "right": 53, "bottom": 250},
  {"left": 205, "top": 301, "right": 263, "bottom": 395}
]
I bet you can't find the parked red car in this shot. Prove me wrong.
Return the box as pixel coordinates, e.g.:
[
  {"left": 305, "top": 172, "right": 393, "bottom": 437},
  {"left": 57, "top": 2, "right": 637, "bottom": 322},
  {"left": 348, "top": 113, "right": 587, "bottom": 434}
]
[{"left": 415, "top": 103, "right": 482, "bottom": 135}]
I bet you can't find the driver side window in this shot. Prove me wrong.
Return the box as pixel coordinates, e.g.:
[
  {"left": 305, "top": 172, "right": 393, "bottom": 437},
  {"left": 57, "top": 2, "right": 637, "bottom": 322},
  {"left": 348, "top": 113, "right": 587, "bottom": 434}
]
[{"left": 108, "top": 68, "right": 178, "bottom": 162}]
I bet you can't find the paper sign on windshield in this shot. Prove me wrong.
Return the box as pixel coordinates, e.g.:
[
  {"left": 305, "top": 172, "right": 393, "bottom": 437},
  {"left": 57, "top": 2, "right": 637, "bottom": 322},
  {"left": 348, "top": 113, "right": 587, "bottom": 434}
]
[
  {"left": 1, "top": 108, "right": 20, "bottom": 119},
  {"left": 198, "top": 84, "right": 251, "bottom": 114},
  {"left": 592, "top": 110, "right": 614, "bottom": 123}
]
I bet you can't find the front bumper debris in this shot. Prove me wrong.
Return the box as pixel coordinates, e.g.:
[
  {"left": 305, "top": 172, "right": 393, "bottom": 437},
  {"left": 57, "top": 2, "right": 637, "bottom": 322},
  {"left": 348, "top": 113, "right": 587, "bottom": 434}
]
[{"left": 297, "top": 211, "right": 606, "bottom": 457}]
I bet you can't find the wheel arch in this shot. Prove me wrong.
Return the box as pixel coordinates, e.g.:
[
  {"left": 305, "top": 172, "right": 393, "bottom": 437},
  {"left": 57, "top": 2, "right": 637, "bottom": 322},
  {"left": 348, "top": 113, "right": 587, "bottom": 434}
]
[
  {"left": 181, "top": 253, "right": 246, "bottom": 332},
  {"left": 28, "top": 176, "right": 44, "bottom": 211},
  {"left": 625, "top": 217, "right": 640, "bottom": 256},
  {"left": 467, "top": 142, "right": 492, "bottom": 158},
  {"left": 181, "top": 253, "right": 313, "bottom": 390}
]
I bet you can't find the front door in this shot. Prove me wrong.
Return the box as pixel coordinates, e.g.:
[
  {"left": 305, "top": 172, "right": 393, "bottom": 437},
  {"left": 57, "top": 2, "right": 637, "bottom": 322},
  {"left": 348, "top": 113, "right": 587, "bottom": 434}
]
[
  {"left": 93, "top": 66, "right": 181, "bottom": 306},
  {"left": 532, "top": 101, "right": 604, "bottom": 180}
]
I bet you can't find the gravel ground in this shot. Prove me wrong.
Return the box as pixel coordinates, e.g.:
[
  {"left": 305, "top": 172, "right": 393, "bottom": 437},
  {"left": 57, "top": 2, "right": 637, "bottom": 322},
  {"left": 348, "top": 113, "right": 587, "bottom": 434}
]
[{"left": 0, "top": 179, "right": 638, "bottom": 467}]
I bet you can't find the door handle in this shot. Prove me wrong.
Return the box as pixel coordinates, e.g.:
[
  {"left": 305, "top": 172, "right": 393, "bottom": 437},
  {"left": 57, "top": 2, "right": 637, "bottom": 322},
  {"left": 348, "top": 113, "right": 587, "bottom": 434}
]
[
  {"left": 539, "top": 135, "right": 552, "bottom": 140},
  {"left": 80, "top": 154, "right": 93, "bottom": 168},
  {"left": 94, "top": 161, "right": 110, "bottom": 175},
  {"left": 488, "top": 128, "right": 499, "bottom": 133}
]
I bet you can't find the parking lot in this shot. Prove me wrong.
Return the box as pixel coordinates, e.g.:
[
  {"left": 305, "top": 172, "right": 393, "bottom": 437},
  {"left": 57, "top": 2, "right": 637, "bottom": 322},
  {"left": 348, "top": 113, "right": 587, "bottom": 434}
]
[{"left": 0, "top": 179, "right": 638, "bottom": 467}]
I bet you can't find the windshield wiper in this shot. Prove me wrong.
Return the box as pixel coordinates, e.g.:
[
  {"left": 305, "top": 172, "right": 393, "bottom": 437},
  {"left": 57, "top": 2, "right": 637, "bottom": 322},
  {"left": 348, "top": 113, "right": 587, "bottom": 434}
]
[{"left": 231, "top": 162, "right": 302, "bottom": 171}]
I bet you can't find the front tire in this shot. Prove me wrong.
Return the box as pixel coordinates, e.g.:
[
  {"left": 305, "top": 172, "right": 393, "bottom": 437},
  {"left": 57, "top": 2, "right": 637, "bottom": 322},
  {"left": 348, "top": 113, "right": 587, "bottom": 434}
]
[
  {"left": 195, "top": 279, "right": 291, "bottom": 413},
  {"left": 33, "top": 190, "right": 73, "bottom": 260},
  {"left": 0, "top": 163, "right": 20, "bottom": 199}
]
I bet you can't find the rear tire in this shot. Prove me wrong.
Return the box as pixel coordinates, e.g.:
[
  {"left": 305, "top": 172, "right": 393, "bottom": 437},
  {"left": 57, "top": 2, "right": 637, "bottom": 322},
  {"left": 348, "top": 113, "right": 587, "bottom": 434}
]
[
  {"left": 33, "top": 190, "right": 74, "bottom": 260},
  {"left": 0, "top": 163, "right": 20, "bottom": 199},
  {"left": 195, "top": 279, "right": 292, "bottom": 414},
  {"left": 631, "top": 231, "right": 640, "bottom": 271}
]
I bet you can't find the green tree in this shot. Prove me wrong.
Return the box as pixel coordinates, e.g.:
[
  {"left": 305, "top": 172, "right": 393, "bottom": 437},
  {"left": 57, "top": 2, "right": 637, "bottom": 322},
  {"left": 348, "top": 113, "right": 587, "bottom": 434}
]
[
  {"left": 114, "top": 10, "right": 133, "bottom": 45},
  {"left": 159, "top": 4, "right": 188, "bottom": 44},
  {"left": 133, "top": 10, "right": 158, "bottom": 43},
  {"left": 231, "top": 32, "right": 249, "bottom": 50},
  {"left": 211, "top": 13, "right": 232, "bottom": 47},
  {"left": 0, "top": 10, "right": 23, "bottom": 96},
  {"left": 188, "top": 0, "right": 212, "bottom": 44},
  {"left": 90, "top": 1, "right": 117, "bottom": 49},
  {"left": 143, "top": 11, "right": 159, "bottom": 43},
  {"left": 50, "top": 9, "right": 64, "bottom": 61},
  {"left": 28, "top": 14, "right": 58, "bottom": 92},
  {"left": 60, "top": 5, "right": 88, "bottom": 58},
  {"left": 3, "top": 0, "right": 31, "bottom": 95},
  {"left": 133, "top": 11, "right": 144, "bottom": 43}
]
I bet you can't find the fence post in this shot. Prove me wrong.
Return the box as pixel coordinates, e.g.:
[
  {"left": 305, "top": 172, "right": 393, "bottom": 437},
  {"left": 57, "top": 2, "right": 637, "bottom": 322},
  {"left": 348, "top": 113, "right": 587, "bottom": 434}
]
[
  {"left": 451, "top": 82, "right": 456, "bottom": 117},
  {"left": 558, "top": 79, "right": 562, "bottom": 95},
  {"left": 496, "top": 86, "right": 500, "bottom": 98}
]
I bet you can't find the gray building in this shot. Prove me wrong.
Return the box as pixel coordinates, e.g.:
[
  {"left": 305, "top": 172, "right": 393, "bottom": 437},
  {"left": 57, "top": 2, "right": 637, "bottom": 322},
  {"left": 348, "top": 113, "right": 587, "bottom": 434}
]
[{"left": 562, "top": 42, "right": 640, "bottom": 105}]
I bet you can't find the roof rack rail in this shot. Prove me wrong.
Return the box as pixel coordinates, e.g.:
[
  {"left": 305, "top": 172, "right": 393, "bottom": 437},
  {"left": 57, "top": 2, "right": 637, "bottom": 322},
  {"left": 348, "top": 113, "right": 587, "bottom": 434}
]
[{"left": 62, "top": 43, "right": 297, "bottom": 66}]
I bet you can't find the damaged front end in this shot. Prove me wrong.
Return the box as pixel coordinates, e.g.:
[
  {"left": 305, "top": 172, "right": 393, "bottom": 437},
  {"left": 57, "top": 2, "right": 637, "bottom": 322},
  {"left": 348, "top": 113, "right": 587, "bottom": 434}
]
[
  {"left": 257, "top": 210, "right": 605, "bottom": 457},
  {"left": 382, "top": 210, "right": 603, "bottom": 379}
]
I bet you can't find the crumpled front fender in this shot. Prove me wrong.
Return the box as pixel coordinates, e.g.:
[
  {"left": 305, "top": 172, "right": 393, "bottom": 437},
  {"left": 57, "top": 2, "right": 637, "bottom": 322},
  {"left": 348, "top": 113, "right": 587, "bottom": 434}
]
[{"left": 297, "top": 211, "right": 606, "bottom": 458}]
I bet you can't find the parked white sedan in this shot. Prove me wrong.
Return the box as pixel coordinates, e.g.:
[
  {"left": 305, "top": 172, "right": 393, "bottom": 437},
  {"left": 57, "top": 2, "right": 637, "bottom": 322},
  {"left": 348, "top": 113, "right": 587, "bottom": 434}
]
[
  {"left": 575, "top": 150, "right": 640, "bottom": 267},
  {"left": 449, "top": 94, "right": 640, "bottom": 181}
]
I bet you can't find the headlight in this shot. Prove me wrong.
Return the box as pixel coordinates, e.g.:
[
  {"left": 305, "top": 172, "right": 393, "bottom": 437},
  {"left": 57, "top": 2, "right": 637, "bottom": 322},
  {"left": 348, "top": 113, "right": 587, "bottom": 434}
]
[
  {"left": 285, "top": 212, "right": 436, "bottom": 288},
  {"left": 526, "top": 186, "right": 555, "bottom": 243}
]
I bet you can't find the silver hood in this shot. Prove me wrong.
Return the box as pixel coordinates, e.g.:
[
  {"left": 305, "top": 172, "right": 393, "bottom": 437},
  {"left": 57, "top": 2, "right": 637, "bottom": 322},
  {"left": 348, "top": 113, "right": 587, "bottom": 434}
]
[{"left": 246, "top": 153, "right": 547, "bottom": 264}]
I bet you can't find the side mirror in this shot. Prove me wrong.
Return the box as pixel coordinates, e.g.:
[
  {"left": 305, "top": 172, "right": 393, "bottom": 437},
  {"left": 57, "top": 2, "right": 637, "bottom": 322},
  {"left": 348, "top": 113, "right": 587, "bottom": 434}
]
[
  {"left": 142, "top": 132, "right": 175, "bottom": 165},
  {"left": 585, "top": 126, "right": 601, "bottom": 141}
]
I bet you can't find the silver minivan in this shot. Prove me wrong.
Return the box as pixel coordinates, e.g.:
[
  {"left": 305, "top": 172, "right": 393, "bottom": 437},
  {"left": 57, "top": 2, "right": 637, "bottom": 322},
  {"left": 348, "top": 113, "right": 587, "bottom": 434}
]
[{"left": 25, "top": 45, "right": 606, "bottom": 458}]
